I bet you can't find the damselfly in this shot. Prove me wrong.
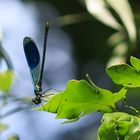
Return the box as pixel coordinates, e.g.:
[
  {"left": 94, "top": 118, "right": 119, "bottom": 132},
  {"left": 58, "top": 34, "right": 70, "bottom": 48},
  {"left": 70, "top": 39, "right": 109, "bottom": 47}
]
[{"left": 23, "top": 22, "right": 51, "bottom": 105}]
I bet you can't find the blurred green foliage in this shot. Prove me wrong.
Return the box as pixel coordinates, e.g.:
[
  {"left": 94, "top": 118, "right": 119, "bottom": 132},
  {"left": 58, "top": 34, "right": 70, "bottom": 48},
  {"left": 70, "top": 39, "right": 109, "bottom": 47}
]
[
  {"left": 0, "top": 123, "right": 9, "bottom": 133},
  {"left": 0, "top": 70, "right": 13, "bottom": 93},
  {"left": 7, "top": 134, "right": 20, "bottom": 140}
]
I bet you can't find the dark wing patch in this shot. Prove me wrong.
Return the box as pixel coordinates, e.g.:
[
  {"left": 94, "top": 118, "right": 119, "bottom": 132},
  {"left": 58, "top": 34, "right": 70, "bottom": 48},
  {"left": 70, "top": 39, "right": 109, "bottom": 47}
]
[{"left": 23, "top": 37, "right": 40, "bottom": 69}]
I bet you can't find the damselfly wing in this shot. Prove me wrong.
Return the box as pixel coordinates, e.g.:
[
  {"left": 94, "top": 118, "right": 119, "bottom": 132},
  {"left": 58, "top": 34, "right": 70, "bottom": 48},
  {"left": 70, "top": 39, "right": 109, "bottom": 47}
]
[
  {"left": 23, "top": 37, "right": 40, "bottom": 88},
  {"left": 23, "top": 22, "right": 49, "bottom": 105}
]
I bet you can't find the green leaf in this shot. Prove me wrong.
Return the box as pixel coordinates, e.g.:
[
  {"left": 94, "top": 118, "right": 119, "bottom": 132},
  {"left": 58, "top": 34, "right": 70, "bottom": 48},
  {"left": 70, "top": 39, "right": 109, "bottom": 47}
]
[
  {"left": 130, "top": 56, "right": 140, "bottom": 71},
  {"left": 125, "top": 130, "right": 140, "bottom": 140},
  {"left": 97, "top": 119, "right": 119, "bottom": 140},
  {"left": 106, "top": 64, "right": 140, "bottom": 87},
  {"left": 0, "top": 123, "right": 9, "bottom": 133},
  {"left": 7, "top": 134, "right": 20, "bottom": 140},
  {"left": 0, "top": 70, "right": 13, "bottom": 93},
  {"left": 98, "top": 112, "right": 140, "bottom": 140},
  {"left": 34, "top": 80, "right": 127, "bottom": 123}
]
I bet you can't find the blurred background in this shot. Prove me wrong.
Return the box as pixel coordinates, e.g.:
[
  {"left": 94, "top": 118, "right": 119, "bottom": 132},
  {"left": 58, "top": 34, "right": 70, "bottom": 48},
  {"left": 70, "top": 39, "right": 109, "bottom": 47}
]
[{"left": 0, "top": 0, "right": 140, "bottom": 139}]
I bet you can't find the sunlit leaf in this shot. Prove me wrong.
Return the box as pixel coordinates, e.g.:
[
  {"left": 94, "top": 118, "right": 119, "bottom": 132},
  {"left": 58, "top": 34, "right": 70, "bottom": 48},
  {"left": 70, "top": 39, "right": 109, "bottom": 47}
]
[
  {"left": 85, "top": 0, "right": 122, "bottom": 30},
  {"left": 106, "top": 64, "right": 140, "bottom": 87},
  {"left": 34, "top": 80, "right": 127, "bottom": 123},
  {"left": 106, "top": 0, "right": 136, "bottom": 44},
  {"left": 98, "top": 112, "right": 140, "bottom": 140},
  {"left": 0, "top": 70, "right": 13, "bottom": 93},
  {"left": 130, "top": 56, "right": 140, "bottom": 71}
]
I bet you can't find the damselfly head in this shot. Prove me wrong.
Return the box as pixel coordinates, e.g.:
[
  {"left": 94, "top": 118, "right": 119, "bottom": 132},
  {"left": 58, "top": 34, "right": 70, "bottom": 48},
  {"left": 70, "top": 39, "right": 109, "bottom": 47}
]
[{"left": 32, "top": 97, "right": 41, "bottom": 105}]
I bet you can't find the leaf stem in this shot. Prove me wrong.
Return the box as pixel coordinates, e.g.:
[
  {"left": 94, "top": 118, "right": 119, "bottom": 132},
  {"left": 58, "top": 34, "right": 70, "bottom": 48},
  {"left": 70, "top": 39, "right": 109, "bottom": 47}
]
[{"left": 123, "top": 99, "right": 140, "bottom": 115}]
